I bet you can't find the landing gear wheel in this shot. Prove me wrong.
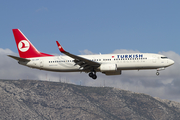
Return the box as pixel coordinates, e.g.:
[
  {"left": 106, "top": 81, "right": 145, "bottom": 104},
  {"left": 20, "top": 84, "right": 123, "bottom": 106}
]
[
  {"left": 92, "top": 74, "right": 97, "bottom": 80},
  {"left": 89, "top": 72, "right": 93, "bottom": 77},
  {"left": 156, "top": 72, "right": 160, "bottom": 76},
  {"left": 88, "top": 71, "right": 97, "bottom": 79}
]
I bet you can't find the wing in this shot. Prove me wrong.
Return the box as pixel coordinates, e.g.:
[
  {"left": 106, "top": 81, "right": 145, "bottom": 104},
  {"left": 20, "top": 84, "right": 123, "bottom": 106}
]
[{"left": 56, "top": 41, "right": 100, "bottom": 71}]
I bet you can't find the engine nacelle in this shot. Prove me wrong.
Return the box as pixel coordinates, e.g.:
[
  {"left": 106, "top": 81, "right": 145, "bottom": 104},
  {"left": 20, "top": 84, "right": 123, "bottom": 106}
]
[{"left": 100, "top": 64, "right": 117, "bottom": 72}]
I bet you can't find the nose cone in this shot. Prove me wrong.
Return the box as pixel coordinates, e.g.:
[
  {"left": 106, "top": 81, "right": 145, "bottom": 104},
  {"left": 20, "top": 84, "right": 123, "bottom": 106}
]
[{"left": 169, "top": 59, "right": 174, "bottom": 66}]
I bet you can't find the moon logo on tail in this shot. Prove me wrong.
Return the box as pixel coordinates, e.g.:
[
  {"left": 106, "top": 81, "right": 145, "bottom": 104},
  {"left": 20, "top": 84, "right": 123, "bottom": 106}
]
[{"left": 18, "top": 40, "right": 30, "bottom": 52}]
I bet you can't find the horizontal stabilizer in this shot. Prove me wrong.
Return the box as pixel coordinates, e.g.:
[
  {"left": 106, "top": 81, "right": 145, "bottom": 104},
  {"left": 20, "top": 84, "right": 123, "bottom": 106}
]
[{"left": 8, "top": 55, "right": 30, "bottom": 62}]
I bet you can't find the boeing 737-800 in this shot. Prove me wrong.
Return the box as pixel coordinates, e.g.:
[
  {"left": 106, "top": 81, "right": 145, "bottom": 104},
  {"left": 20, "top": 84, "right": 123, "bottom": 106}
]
[{"left": 8, "top": 29, "right": 174, "bottom": 79}]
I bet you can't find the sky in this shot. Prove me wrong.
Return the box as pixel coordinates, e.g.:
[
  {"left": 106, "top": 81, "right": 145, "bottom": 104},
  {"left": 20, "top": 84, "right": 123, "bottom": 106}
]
[{"left": 1, "top": 1, "right": 180, "bottom": 102}]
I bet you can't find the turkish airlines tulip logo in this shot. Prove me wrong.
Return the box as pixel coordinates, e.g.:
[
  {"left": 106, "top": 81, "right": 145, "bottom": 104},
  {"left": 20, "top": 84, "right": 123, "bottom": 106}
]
[{"left": 18, "top": 40, "right": 30, "bottom": 52}]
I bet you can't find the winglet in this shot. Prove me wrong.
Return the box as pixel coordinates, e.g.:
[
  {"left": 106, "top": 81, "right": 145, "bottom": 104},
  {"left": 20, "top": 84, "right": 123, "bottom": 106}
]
[{"left": 56, "top": 41, "right": 66, "bottom": 53}]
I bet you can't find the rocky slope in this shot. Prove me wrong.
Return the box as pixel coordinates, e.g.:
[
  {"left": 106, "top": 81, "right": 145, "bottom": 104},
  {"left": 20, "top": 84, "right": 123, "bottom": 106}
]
[{"left": 0, "top": 79, "right": 180, "bottom": 120}]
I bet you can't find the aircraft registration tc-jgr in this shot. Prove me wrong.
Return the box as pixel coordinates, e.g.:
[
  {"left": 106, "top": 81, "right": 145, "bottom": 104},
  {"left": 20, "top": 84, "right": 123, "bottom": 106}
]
[{"left": 8, "top": 29, "right": 174, "bottom": 79}]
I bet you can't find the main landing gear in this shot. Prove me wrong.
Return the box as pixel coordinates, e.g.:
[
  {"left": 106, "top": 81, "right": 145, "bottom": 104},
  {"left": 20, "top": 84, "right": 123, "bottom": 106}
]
[{"left": 89, "top": 72, "right": 97, "bottom": 80}]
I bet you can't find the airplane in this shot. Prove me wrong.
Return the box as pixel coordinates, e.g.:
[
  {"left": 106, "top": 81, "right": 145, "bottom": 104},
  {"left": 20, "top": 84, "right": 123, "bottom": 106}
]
[{"left": 8, "top": 29, "right": 174, "bottom": 79}]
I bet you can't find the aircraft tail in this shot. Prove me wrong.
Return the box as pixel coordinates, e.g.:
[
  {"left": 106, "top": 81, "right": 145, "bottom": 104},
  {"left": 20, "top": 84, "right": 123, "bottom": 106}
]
[{"left": 12, "top": 29, "right": 53, "bottom": 58}]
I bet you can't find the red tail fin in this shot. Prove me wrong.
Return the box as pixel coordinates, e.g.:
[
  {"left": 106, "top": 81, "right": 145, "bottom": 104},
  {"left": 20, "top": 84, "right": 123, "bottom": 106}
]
[{"left": 12, "top": 29, "right": 53, "bottom": 58}]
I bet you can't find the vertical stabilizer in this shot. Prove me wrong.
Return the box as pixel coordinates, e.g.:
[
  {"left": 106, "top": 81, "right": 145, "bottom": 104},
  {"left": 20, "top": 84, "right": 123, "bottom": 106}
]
[{"left": 12, "top": 29, "right": 53, "bottom": 58}]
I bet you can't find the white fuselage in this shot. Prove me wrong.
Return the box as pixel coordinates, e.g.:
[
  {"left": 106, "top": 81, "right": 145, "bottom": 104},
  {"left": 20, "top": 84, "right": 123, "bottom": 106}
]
[
  {"left": 19, "top": 53, "right": 174, "bottom": 73},
  {"left": 11, "top": 29, "right": 174, "bottom": 79}
]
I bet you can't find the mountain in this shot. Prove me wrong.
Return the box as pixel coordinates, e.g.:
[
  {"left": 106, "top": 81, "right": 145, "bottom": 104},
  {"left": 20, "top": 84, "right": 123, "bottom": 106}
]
[{"left": 0, "top": 79, "right": 180, "bottom": 120}]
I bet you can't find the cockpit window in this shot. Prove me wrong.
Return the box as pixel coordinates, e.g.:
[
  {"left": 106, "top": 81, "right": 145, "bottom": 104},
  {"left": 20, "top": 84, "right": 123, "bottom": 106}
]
[{"left": 161, "top": 57, "right": 168, "bottom": 59}]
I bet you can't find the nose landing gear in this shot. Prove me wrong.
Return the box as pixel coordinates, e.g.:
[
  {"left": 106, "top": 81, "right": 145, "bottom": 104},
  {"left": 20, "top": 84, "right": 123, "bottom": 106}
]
[
  {"left": 89, "top": 72, "right": 97, "bottom": 79},
  {"left": 156, "top": 71, "right": 160, "bottom": 76},
  {"left": 156, "top": 67, "right": 165, "bottom": 76}
]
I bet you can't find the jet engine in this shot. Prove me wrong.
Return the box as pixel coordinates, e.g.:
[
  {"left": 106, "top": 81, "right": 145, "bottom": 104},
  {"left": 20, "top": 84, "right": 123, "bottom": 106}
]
[
  {"left": 100, "top": 64, "right": 117, "bottom": 72},
  {"left": 100, "top": 64, "right": 121, "bottom": 75}
]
